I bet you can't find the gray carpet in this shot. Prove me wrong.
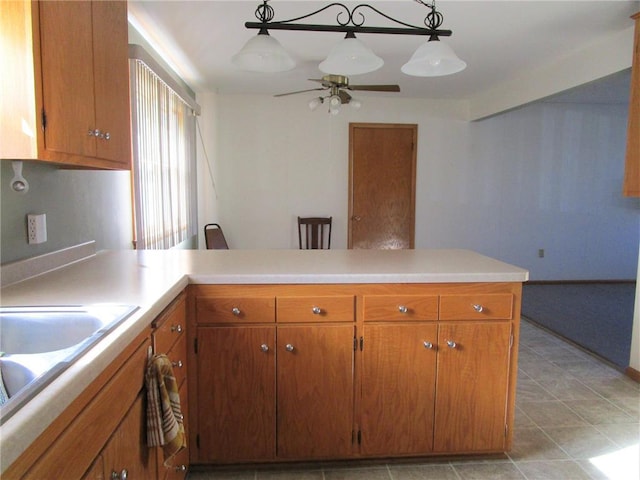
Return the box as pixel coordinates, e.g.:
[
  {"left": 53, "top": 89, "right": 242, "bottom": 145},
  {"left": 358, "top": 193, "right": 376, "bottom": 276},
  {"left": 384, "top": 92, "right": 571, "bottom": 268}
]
[{"left": 521, "top": 282, "right": 636, "bottom": 368}]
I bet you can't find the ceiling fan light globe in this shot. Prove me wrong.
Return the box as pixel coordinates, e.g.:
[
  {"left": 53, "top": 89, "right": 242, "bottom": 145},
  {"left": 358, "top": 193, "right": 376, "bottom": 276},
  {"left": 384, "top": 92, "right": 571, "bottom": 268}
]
[
  {"left": 232, "top": 32, "right": 296, "bottom": 73},
  {"left": 401, "top": 40, "right": 466, "bottom": 77},
  {"left": 328, "top": 94, "right": 341, "bottom": 107},
  {"left": 319, "top": 36, "right": 383, "bottom": 76},
  {"left": 308, "top": 97, "right": 323, "bottom": 111}
]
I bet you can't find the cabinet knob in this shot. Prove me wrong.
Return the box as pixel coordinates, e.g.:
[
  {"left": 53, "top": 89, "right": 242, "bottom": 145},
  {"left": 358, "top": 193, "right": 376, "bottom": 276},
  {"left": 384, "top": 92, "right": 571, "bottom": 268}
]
[
  {"left": 175, "top": 464, "right": 187, "bottom": 472},
  {"left": 446, "top": 340, "right": 457, "bottom": 349},
  {"left": 111, "top": 470, "right": 128, "bottom": 480},
  {"left": 171, "top": 324, "right": 183, "bottom": 333},
  {"left": 423, "top": 341, "right": 433, "bottom": 349},
  {"left": 312, "top": 306, "right": 322, "bottom": 315},
  {"left": 398, "top": 305, "right": 408, "bottom": 314},
  {"left": 260, "top": 344, "right": 269, "bottom": 352},
  {"left": 232, "top": 307, "right": 241, "bottom": 316},
  {"left": 172, "top": 360, "right": 183, "bottom": 368},
  {"left": 472, "top": 304, "right": 484, "bottom": 313},
  {"left": 104, "top": 131, "right": 111, "bottom": 140},
  {"left": 285, "top": 344, "right": 295, "bottom": 352},
  {"left": 352, "top": 215, "right": 362, "bottom": 221}
]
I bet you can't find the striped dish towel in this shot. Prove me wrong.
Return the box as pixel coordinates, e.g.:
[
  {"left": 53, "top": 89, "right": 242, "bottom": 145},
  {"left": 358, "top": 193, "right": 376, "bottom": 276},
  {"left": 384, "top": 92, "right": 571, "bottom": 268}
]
[{"left": 145, "top": 354, "right": 186, "bottom": 466}]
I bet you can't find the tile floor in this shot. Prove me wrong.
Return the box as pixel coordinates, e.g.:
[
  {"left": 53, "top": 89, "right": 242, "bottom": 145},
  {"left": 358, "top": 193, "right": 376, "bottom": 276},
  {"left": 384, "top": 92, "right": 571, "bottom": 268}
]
[{"left": 187, "top": 319, "right": 640, "bottom": 480}]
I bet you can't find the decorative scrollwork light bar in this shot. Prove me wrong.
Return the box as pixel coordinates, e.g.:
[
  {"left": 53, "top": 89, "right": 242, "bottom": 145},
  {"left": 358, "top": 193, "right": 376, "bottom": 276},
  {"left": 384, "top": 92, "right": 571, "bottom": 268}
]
[{"left": 232, "top": 0, "right": 466, "bottom": 77}]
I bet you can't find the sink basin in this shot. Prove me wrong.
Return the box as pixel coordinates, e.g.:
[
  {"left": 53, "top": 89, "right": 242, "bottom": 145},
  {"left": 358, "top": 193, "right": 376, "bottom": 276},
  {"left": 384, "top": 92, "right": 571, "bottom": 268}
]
[{"left": 0, "top": 304, "right": 138, "bottom": 424}]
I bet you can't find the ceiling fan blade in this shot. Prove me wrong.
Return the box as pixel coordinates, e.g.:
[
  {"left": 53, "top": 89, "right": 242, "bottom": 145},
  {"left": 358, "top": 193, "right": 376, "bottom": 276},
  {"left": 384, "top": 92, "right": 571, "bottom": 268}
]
[
  {"left": 349, "top": 85, "right": 401, "bottom": 92},
  {"left": 274, "top": 87, "right": 326, "bottom": 97},
  {"left": 339, "top": 90, "right": 352, "bottom": 104}
]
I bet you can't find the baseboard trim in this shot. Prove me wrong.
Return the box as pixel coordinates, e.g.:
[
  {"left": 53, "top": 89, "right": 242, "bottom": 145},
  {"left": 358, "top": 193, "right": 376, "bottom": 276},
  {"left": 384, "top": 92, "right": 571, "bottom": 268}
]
[
  {"left": 626, "top": 366, "right": 640, "bottom": 383},
  {"left": 526, "top": 280, "right": 636, "bottom": 285}
]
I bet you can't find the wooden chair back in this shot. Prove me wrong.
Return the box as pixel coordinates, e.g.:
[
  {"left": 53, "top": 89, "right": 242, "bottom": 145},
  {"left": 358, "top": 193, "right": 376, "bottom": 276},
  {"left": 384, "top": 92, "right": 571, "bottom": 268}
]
[
  {"left": 204, "top": 223, "right": 229, "bottom": 249},
  {"left": 298, "top": 217, "right": 332, "bottom": 249}
]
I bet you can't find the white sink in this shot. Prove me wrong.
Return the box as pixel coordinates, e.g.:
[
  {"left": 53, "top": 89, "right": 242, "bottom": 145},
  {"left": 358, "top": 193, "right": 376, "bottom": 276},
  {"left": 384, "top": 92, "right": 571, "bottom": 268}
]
[{"left": 0, "top": 305, "right": 138, "bottom": 423}]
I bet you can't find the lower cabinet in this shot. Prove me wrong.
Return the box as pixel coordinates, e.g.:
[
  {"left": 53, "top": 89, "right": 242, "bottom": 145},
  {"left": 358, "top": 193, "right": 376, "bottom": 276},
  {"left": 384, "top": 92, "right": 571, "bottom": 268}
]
[
  {"left": 360, "top": 323, "right": 437, "bottom": 456},
  {"left": 196, "top": 325, "right": 276, "bottom": 463},
  {"left": 433, "top": 321, "right": 512, "bottom": 453},
  {"left": 84, "top": 394, "right": 156, "bottom": 479},
  {"left": 188, "top": 283, "right": 521, "bottom": 465},
  {"left": 277, "top": 324, "right": 354, "bottom": 459}
]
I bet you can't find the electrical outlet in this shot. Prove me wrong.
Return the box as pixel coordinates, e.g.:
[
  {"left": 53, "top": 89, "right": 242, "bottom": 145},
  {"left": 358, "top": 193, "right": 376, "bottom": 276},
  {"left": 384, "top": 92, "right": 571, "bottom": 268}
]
[{"left": 27, "top": 214, "right": 47, "bottom": 244}]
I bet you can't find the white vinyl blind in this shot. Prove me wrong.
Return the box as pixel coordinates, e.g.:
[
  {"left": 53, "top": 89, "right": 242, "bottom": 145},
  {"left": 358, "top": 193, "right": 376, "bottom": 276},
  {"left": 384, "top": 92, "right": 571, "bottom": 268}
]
[{"left": 129, "top": 57, "right": 197, "bottom": 250}]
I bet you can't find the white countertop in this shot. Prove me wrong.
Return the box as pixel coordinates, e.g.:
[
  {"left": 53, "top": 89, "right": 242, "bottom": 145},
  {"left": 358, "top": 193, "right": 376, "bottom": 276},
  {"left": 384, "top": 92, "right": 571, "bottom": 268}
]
[{"left": 0, "top": 248, "right": 528, "bottom": 472}]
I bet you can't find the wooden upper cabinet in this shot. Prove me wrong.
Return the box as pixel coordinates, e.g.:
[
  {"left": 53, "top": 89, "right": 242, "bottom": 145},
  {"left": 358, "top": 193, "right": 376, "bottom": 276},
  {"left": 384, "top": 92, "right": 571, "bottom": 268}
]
[
  {"left": 623, "top": 12, "right": 640, "bottom": 197},
  {"left": 0, "top": 0, "right": 131, "bottom": 169}
]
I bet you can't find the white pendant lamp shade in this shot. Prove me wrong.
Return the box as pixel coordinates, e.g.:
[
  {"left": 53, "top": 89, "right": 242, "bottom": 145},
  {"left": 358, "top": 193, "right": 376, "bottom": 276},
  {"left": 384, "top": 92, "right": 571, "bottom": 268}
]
[
  {"left": 401, "top": 39, "right": 466, "bottom": 77},
  {"left": 319, "top": 33, "right": 383, "bottom": 75},
  {"left": 232, "top": 31, "right": 296, "bottom": 73}
]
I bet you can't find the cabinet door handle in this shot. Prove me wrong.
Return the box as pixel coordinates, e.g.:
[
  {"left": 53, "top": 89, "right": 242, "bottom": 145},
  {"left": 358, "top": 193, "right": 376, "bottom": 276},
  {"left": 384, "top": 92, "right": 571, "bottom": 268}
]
[
  {"left": 175, "top": 464, "right": 187, "bottom": 472},
  {"left": 172, "top": 360, "right": 183, "bottom": 368},
  {"left": 398, "top": 305, "right": 408, "bottom": 314},
  {"left": 103, "top": 131, "right": 111, "bottom": 140},
  {"left": 285, "top": 344, "right": 295, "bottom": 352},
  {"left": 171, "top": 324, "right": 183, "bottom": 333},
  {"left": 446, "top": 340, "right": 457, "bottom": 349},
  {"left": 423, "top": 341, "right": 433, "bottom": 349},
  {"left": 232, "top": 307, "right": 241, "bottom": 316},
  {"left": 312, "top": 306, "right": 322, "bottom": 315},
  {"left": 111, "top": 470, "right": 128, "bottom": 480},
  {"left": 260, "top": 344, "right": 269, "bottom": 352},
  {"left": 472, "top": 304, "right": 484, "bottom": 313}
]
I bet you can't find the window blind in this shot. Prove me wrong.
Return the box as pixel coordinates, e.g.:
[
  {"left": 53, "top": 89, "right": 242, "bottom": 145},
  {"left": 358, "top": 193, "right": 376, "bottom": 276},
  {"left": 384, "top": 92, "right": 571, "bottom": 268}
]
[{"left": 129, "top": 52, "right": 198, "bottom": 250}]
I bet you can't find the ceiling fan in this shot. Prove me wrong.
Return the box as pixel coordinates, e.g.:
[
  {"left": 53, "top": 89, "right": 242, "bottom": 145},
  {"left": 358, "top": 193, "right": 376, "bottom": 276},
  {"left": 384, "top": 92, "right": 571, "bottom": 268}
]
[{"left": 274, "top": 74, "right": 400, "bottom": 112}]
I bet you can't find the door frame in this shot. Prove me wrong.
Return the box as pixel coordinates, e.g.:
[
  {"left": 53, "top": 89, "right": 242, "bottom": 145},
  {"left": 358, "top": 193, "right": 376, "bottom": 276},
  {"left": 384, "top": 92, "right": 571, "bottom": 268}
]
[{"left": 348, "top": 122, "right": 417, "bottom": 249}]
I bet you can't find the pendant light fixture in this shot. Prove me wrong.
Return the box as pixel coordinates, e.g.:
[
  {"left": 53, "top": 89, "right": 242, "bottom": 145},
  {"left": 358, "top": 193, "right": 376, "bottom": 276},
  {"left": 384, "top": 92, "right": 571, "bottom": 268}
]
[
  {"left": 234, "top": 0, "right": 465, "bottom": 78},
  {"left": 319, "top": 32, "right": 383, "bottom": 76},
  {"left": 232, "top": 28, "right": 295, "bottom": 72}
]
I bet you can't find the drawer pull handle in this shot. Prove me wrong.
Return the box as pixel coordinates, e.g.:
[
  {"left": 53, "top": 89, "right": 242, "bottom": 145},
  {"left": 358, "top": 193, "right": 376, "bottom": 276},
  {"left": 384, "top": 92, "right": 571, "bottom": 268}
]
[
  {"left": 446, "top": 340, "right": 457, "bottom": 349},
  {"left": 260, "top": 344, "right": 269, "bottom": 352},
  {"left": 172, "top": 360, "right": 183, "bottom": 368},
  {"left": 111, "top": 470, "right": 128, "bottom": 480},
  {"left": 312, "top": 306, "right": 322, "bottom": 315},
  {"left": 285, "top": 343, "right": 295, "bottom": 352},
  {"left": 398, "top": 305, "right": 408, "bottom": 314},
  {"left": 472, "top": 304, "right": 484, "bottom": 313},
  {"left": 232, "top": 307, "right": 241, "bottom": 316},
  {"left": 171, "top": 324, "right": 183, "bottom": 333},
  {"left": 423, "top": 341, "right": 433, "bottom": 349}
]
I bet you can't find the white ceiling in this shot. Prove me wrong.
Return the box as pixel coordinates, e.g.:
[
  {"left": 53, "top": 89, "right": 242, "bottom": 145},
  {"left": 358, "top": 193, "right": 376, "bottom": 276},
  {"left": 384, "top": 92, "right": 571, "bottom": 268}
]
[{"left": 128, "top": 1, "right": 638, "bottom": 109}]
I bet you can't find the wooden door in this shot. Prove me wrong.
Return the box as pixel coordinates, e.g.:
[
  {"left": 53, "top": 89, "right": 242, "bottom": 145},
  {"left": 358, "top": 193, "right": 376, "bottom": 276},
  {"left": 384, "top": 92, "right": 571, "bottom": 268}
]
[
  {"left": 102, "top": 394, "right": 156, "bottom": 479},
  {"left": 39, "top": 1, "right": 96, "bottom": 158},
  {"left": 277, "top": 325, "right": 355, "bottom": 459},
  {"left": 92, "top": 0, "right": 131, "bottom": 166},
  {"left": 196, "top": 326, "right": 276, "bottom": 462},
  {"left": 434, "top": 322, "right": 512, "bottom": 452},
  {"left": 349, "top": 123, "right": 417, "bottom": 249},
  {"left": 360, "top": 323, "right": 437, "bottom": 456}
]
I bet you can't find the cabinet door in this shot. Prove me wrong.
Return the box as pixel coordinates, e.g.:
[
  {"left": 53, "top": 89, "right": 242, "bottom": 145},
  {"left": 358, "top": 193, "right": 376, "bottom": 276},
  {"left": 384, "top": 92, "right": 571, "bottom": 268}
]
[
  {"left": 196, "top": 326, "right": 276, "bottom": 462},
  {"left": 434, "top": 322, "right": 512, "bottom": 452},
  {"left": 102, "top": 394, "right": 156, "bottom": 479},
  {"left": 277, "top": 325, "right": 354, "bottom": 459},
  {"left": 91, "top": 0, "right": 131, "bottom": 165},
  {"left": 360, "top": 323, "right": 437, "bottom": 456},
  {"left": 39, "top": 0, "right": 96, "bottom": 159}
]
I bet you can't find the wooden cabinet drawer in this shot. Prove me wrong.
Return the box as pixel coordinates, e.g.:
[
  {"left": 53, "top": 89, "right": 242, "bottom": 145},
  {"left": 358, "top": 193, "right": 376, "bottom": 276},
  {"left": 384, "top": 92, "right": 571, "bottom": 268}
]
[
  {"left": 166, "top": 333, "right": 187, "bottom": 389},
  {"left": 439, "top": 294, "right": 513, "bottom": 320},
  {"left": 154, "top": 296, "right": 186, "bottom": 355},
  {"left": 363, "top": 295, "right": 438, "bottom": 321},
  {"left": 277, "top": 296, "right": 355, "bottom": 323},
  {"left": 196, "top": 297, "right": 276, "bottom": 324}
]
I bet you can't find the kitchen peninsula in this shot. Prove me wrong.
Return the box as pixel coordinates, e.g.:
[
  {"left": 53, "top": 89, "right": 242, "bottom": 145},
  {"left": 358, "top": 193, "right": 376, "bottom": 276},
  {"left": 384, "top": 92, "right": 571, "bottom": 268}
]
[{"left": 0, "top": 248, "right": 528, "bottom": 477}]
